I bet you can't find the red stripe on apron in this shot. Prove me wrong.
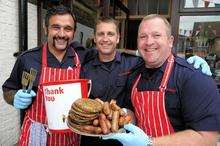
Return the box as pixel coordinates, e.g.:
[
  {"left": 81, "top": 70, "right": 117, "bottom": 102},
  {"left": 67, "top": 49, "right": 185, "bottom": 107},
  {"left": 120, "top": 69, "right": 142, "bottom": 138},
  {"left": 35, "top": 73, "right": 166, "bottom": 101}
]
[
  {"left": 131, "top": 55, "right": 175, "bottom": 137},
  {"left": 19, "top": 43, "right": 80, "bottom": 146}
]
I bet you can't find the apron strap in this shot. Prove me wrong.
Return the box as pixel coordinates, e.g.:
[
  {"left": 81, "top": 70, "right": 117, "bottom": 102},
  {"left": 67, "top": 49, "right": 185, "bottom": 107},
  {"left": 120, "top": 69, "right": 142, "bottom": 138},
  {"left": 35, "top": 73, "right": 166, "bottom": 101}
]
[
  {"left": 159, "top": 54, "right": 175, "bottom": 92},
  {"left": 131, "top": 55, "right": 175, "bottom": 93},
  {"left": 73, "top": 49, "right": 81, "bottom": 68},
  {"left": 42, "top": 44, "right": 81, "bottom": 68},
  {"left": 71, "top": 48, "right": 81, "bottom": 79},
  {"left": 131, "top": 74, "right": 141, "bottom": 98},
  {"left": 42, "top": 43, "right": 48, "bottom": 68}
]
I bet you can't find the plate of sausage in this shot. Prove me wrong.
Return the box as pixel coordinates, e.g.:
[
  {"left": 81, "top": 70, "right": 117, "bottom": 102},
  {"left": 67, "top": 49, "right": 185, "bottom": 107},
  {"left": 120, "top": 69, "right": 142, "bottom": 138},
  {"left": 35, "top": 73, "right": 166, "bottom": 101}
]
[{"left": 67, "top": 98, "right": 135, "bottom": 137}]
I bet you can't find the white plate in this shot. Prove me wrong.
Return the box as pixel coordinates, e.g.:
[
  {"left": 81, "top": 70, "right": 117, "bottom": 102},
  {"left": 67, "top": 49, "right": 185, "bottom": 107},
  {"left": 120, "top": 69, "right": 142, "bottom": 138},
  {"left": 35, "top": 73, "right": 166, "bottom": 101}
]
[{"left": 67, "top": 108, "right": 135, "bottom": 137}]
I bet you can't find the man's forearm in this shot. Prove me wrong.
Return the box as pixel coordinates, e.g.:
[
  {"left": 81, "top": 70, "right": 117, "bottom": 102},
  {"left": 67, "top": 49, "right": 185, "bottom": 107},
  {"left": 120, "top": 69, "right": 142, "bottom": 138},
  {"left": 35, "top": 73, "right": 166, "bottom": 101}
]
[
  {"left": 152, "top": 130, "right": 219, "bottom": 146},
  {"left": 2, "top": 88, "right": 17, "bottom": 105}
]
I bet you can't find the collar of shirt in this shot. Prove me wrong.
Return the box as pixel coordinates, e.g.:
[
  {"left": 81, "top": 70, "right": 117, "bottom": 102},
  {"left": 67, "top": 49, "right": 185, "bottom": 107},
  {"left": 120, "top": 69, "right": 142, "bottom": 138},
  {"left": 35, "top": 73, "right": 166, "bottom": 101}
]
[
  {"left": 92, "top": 51, "right": 121, "bottom": 66},
  {"left": 140, "top": 58, "right": 170, "bottom": 80}
]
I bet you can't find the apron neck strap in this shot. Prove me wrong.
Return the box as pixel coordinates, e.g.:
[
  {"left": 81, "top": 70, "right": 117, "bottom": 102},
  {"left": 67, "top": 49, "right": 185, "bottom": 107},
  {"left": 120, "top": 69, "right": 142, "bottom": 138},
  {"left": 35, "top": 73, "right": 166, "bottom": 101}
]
[
  {"left": 42, "top": 43, "right": 80, "bottom": 68},
  {"left": 42, "top": 43, "right": 48, "bottom": 68},
  {"left": 159, "top": 54, "right": 175, "bottom": 91},
  {"left": 73, "top": 50, "right": 80, "bottom": 67}
]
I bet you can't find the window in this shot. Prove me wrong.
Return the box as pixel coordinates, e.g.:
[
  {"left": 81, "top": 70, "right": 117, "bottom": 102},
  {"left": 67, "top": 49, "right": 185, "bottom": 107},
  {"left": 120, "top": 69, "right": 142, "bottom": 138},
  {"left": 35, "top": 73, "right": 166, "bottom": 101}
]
[
  {"left": 177, "top": 15, "right": 220, "bottom": 81},
  {"left": 180, "top": 0, "right": 220, "bottom": 12}
]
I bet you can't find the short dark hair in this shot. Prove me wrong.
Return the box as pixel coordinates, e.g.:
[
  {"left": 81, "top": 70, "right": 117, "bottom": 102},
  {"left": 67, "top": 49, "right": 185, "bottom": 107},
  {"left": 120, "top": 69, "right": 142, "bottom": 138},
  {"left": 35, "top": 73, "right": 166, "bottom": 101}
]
[
  {"left": 94, "top": 16, "right": 119, "bottom": 34},
  {"left": 45, "top": 5, "right": 77, "bottom": 31}
]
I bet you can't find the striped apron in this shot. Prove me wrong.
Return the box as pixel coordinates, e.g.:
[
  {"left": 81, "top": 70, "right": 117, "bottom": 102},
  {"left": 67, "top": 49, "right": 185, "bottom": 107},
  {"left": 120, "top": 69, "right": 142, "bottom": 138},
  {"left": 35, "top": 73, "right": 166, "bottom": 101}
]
[
  {"left": 131, "top": 55, "right": 175, "bottom": 137},
  {"left": 19, "top": 43, "right": 80, "bottom": 146}
]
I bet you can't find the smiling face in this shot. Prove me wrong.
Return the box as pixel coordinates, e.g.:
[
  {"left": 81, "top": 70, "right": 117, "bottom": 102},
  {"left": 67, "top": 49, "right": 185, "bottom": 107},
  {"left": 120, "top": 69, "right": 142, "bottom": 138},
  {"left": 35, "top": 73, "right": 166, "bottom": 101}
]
[
  {"left": 137, "top": 17, "right": 174, "bottom": 68},
  {"left": 94, "top": 22, "right": 119, "bottom": 61},
  {"left": 46, "top": 14, "right": 75, "bottom": 53}
]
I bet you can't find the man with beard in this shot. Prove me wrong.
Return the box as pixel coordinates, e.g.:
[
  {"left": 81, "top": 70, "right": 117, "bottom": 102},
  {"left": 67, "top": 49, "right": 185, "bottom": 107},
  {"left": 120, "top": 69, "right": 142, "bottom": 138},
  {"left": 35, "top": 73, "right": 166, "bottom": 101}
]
[{"left": 2, "top": 5, "right": 88, "bottom": 146}]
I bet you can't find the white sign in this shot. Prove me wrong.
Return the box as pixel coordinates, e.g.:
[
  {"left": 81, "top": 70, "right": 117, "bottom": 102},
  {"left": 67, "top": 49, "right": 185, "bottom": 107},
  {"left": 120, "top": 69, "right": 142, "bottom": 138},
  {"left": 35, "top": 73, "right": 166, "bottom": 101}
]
[{"left": 43, "top": 82, "right": 82, "bottom": 132}]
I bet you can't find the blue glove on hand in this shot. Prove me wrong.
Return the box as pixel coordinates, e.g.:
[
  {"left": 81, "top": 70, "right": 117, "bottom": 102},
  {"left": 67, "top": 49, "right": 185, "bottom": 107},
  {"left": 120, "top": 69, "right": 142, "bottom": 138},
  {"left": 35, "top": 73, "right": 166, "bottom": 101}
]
[
  {"left": 13, "top": 89, "right": 36, "bottom": 109},
  {"left": 187, "top": 55, "right": 212, "bottom": 76},
  {"left": 102, "top": 123, "right": 152, "bottom": 146}
]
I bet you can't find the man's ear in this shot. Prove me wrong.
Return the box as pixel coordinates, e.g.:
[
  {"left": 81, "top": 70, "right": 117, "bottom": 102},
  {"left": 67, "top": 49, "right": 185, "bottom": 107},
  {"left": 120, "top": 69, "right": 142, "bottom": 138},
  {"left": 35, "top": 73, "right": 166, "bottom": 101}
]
[
  {"left": 169, "top": 35, "right": 174, "bottom": 48},
  {"left": 44, "top": 26, "right": 48, "bottom": 36},
  {"left": 73, "top": 30, "right": 76, "bottom": 39},
  {"left": 94, "top": 36, "right": 97, "bottom": 44},
  {"left": 116, "top": 33, "right": 120, "bottom": 44}
]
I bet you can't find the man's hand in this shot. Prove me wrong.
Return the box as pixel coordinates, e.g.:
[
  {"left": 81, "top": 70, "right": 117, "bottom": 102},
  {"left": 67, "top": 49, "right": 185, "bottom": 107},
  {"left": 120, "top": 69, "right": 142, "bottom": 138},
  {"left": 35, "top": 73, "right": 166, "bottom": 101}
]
[
  {"left": 102, "top": 123, "right": 152, "bottom": 146},
  {"left": 13, "top": 89, "right": 36, "bottom": 109},
  {"left": 187, "top": 55, "right": 212, "bottom": 76}
]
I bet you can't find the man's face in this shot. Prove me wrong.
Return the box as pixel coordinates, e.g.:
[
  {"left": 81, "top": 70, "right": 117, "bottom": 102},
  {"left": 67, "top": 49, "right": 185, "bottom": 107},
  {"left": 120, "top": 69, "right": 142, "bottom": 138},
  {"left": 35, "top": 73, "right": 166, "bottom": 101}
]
[
  {"left": 137, "top": 18, "right": 174, "bottom": 68},
  {"left": 46, "top": 14, "right": 75, "bottom": 52},
  {"left": 94, "top": 22, "right": 119, "bottom": 56}
]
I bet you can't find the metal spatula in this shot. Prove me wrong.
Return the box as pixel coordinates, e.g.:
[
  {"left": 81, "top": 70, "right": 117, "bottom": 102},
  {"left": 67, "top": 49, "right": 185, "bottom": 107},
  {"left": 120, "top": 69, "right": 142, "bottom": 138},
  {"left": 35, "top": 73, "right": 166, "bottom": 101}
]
[
  {"left": 21, "top": 71, "right": 30, "bottom": 92},
  {"left": 27, "top": 68, "right": 37, "bottom": 93}
]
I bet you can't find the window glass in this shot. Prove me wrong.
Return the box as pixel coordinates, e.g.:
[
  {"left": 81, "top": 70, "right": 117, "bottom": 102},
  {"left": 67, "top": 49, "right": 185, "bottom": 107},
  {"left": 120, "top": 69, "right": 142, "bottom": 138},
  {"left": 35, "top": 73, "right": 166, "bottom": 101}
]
[
  {"left": 183, "top": 0, "right": 220, "bottom": 8},
  {"left": 177, "top": 15, "right": 220, "bottom": 80}
]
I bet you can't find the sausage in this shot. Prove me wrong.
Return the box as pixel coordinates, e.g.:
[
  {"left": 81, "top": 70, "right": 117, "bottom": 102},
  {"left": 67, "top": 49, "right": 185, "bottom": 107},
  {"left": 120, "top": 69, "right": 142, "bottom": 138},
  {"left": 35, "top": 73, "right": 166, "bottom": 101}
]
[
  {"left": 119, "top": 108, "right": 126, "bottom": 116},
  {"left": 99, "top": 113, "right": 108, "bottom": 134},
  {"left": 94, "top": 127, "right": 102, "bottom": 134},
  {"left": 111, "top": 110, "right": 119, "bottom": 132},
  {"left": 93, "top": 119, "right": 99, "bottom": 126},
  {"left": 99, "top": 113, "right": 106, "bottom": 120},
  {"left": 99, "top": 119, "right": 108, "bottom": 134},
  {"left": 110, "top": 99, "right": 116, "bottom": 105},
  {"left": 105, "top": 119, "right": 111, "bottom": 130},
  {"left": 81, "top": 125, "right": 96, "bottom": 133},
  {"left": 95, "top": 98, "right": 104, "bottom": 105},
  {"left": 110, "top": 102, "right": 121, "bottom": 111},
  {"left": 118, "top": 116, "right": 125, "bottom": 126},
  {"left": 103, "top": 102, "right": 111, "bottom": 115},
  {"left": 107, "top": 109, "right": 113, "bottom": 120}
]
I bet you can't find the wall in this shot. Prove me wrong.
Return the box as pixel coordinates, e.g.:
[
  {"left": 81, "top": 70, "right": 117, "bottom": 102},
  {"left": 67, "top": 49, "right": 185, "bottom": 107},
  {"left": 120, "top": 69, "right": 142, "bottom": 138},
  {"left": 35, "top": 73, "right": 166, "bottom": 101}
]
[{"left": 0, "top": 1, "right": 37, "bottom": 145}]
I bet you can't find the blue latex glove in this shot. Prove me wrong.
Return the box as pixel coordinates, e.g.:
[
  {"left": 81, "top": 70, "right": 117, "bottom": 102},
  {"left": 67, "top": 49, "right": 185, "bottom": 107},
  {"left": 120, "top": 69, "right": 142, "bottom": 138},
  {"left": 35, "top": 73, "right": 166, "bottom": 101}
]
[
  {"left": 102, "top": 123, "right": 152, "bottom": 146},
  {"left": 187, "top": 55, "right": 212, "bottom": 76},
  {"left": 13, "top": 89, "right": 36, "bottom": 109}
]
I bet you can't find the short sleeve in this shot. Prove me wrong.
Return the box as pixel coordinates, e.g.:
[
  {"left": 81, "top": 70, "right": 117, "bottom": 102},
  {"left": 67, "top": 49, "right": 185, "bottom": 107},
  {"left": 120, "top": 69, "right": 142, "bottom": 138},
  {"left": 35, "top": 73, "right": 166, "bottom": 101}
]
[
  {"left": 181, "top": 72, "right": 220, "bottom": 131},
  {"left": 2, "top": 56, "right": 24, "bottom": 90}
]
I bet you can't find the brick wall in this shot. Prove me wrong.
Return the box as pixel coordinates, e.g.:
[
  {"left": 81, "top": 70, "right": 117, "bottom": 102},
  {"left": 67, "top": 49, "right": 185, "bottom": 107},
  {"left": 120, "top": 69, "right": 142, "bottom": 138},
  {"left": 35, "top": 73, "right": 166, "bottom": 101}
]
[{"left": 0, "top": 1, "right": 37, "bottom": 145}]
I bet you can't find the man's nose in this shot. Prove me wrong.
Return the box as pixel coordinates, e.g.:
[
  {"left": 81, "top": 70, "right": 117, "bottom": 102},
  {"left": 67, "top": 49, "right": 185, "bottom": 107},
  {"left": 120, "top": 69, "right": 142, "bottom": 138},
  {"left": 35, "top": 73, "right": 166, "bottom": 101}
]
[
  {"left": 58, "top": 28, "right": 65, "bottom": 37},
  {"left": 145, "top": 36, "right": 154, "bottom": 45},
  {"left": 102, "top": 34, "right": 109, "bottom": 41}
]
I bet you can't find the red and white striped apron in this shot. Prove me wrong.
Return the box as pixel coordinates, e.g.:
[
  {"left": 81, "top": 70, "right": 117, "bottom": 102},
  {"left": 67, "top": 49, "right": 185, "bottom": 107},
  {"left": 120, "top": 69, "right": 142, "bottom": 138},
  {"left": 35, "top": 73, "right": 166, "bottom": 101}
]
[
  {"left": 131, "top": 55, "right": 175, "bottom": 137},
  {"left": 19, "top": 43, "right": 80, "bottom": 146}
]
